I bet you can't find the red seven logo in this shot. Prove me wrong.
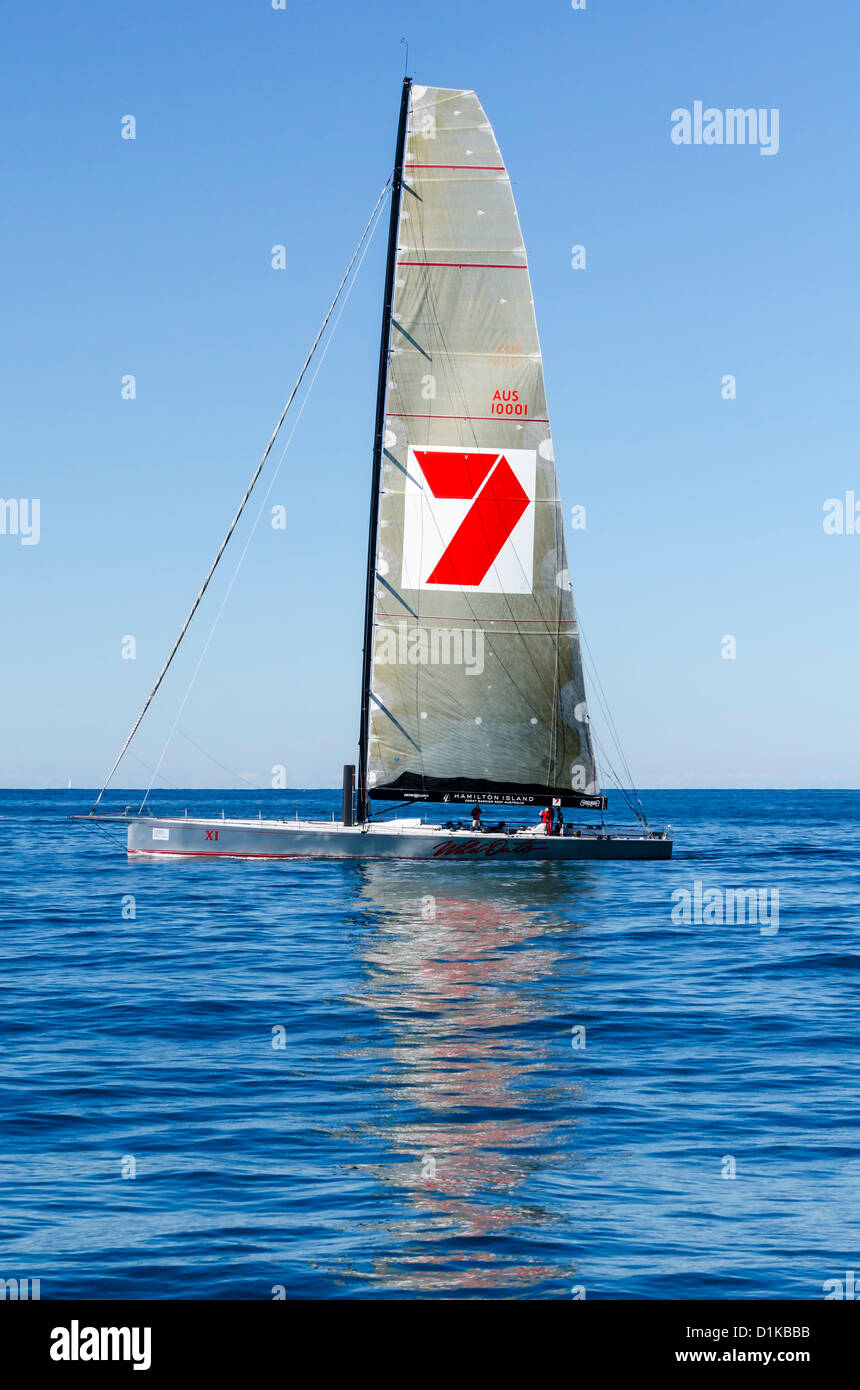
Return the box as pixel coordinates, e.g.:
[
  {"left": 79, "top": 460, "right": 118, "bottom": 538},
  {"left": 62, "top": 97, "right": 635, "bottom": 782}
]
[{"left": 413, "top": 449, "right": 529, "bottom": 587}]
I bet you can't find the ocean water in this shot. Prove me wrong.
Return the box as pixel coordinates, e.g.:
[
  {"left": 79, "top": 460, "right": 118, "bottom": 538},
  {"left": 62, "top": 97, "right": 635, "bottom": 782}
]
[{"left": 0, "top": 788, "right": 857, "bottom": 1300}]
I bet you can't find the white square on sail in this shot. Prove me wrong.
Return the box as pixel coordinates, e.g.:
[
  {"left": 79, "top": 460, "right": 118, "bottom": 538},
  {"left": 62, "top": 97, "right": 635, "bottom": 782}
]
[{"left": 401, "top": 445, "right": 536, "bottom": 593}]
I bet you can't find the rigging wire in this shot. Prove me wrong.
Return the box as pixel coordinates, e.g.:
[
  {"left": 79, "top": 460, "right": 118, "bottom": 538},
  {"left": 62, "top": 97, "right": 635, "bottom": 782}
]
[
  {"left": 138, "top": 186, "right": 390, "bottom": 810},
  {"left": 175, "top": 727, "right": 261, "bottom": 792},
  {"left": 116, "top": 697, "right": 263, "bottom": 794},
  {"left": 577, "top": 621, "right": 648, "bottom": 825},
  {"left": 91, "top": 179, "right": 391, "bottom": 813},
  {"left": 78, "top": 816, "right": 128, "bottom": 852},
  {"left": 126, "top": 748, "right": 185, "bottom": 792}
]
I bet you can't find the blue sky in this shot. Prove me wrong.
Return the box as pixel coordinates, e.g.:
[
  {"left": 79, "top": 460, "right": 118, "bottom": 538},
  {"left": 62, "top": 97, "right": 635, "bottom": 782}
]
[{"left": 1, "top": 0, "right": 858, "bottom": 791}]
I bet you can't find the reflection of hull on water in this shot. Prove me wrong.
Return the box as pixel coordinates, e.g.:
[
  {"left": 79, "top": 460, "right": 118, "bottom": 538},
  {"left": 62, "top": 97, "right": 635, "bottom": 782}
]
[{"left": 122, "top": 815, "right": 672, "bottom": 861}]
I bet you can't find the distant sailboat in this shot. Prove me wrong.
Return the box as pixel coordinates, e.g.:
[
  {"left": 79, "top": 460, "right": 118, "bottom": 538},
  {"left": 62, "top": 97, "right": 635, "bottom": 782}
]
[{"left": 82, "top": 80, "right": 671, "bottom": 862}]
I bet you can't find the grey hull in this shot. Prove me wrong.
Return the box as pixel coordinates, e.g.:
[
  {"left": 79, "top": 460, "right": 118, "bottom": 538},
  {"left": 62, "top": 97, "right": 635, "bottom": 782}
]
[{"left": 125, "top": 816, "right": 672, "bottom": 862}]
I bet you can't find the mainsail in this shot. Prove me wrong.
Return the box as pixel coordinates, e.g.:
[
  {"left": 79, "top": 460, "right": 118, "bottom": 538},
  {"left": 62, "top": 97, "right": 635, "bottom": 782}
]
[{"left": 360, "top": 81, "right": 602, "bottom": 812}]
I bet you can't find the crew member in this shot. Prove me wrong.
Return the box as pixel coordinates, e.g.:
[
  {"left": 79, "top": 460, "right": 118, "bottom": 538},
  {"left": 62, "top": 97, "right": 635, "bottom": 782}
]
[
  {"left": 471, "top": 803, "right": 482, "bottom": 831},
  {"left": 540, "top": 806, "right": 554, "bottom": 835}
]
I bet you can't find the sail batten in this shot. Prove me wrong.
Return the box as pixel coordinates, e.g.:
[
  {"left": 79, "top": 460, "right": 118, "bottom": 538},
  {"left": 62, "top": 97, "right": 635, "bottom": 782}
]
[{"left": 363, "top": 84, "right": 600, "bottom": 810}]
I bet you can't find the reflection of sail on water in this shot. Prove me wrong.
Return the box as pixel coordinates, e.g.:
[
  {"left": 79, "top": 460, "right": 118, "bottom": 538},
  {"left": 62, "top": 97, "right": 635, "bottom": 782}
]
[
  {"left": 342, "top": 864, "right": 593, "bottom": 1294},
  {"left": 364, "top": 84, "right": 600, "bottom": 811}
]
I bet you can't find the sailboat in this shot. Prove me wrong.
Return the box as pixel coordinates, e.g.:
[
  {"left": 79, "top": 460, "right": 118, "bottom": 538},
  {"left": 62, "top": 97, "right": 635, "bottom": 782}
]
[{"left": 83, "top": 80, "right": 672, "bottom": 863}]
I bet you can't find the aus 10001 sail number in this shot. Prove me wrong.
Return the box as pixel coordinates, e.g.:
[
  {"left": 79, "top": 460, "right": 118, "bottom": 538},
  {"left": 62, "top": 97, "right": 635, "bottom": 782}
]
[{"left": 491, "top": 390, "right": 528, "bottom": 417}]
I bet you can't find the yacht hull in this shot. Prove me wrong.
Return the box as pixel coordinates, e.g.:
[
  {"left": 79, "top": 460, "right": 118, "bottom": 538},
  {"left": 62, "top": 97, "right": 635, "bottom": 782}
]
[{"left": 125, "top": 816, "right": 672, "bottom": 862}]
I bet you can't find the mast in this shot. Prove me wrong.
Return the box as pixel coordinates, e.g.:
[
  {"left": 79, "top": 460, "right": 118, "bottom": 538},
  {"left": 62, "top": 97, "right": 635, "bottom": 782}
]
[{"left": 357, "top": 75, "right": 412, "bottom": 823}]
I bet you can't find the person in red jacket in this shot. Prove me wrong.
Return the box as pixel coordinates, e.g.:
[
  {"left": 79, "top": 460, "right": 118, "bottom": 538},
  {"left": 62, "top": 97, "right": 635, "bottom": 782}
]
[{"left": 540, "top": 806, "right": 554, "bottom": 835}]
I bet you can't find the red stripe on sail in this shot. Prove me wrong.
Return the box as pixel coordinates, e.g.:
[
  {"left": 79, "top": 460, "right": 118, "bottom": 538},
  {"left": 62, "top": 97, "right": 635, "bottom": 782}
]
[{"left": 388, "top": 413, "right": 549, "bottom": 422}]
